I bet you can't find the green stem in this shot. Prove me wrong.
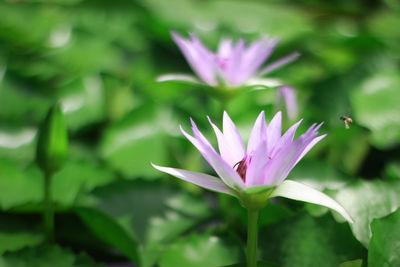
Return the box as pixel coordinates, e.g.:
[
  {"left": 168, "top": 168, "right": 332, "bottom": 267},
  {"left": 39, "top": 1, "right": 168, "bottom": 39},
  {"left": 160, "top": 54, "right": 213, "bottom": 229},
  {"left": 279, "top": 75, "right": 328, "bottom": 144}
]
[
  {"left": 43, "top": 171, "right": 54, "bottom": 242},
  {"left": 247, "top": 209, "right": 259, "bottom": 267}
]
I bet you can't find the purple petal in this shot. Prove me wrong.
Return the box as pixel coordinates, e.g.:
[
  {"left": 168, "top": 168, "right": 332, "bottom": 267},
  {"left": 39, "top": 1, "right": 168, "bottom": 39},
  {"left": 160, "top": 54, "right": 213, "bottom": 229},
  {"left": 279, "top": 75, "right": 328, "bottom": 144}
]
[
  {"left": 294, "top": 133, "right": 327, "bottom": 166},
  {"left": 217, "top": 38, "right": 233, "bottom": 58},
  {"left": 180, "top": 124, "right": 245, "bottom": 190},
  {"left": 245, "top": 140, "right": 269, "bottom": 187},
  {"left": 222, "top": 111, "right": 245, "bottom": 159},
  {"left": 277, "top": 86, "right": 298, "bottom": 120},
  {"left": 264, "top": 126, "right": 318, "bottom": 185},
  {"left": 270, "top": 119, "right": 303, "bottom": 158},
  {"left": 171, "top": 31, "right": 217, "bottom": 86},
  {"left": 152, "top": 164, "right": 237, "bottom": 196},
  {"left": 266, "top": 111, "right": 282, "bottom": 155},
  {"left": 238, "top": 37, "right": 280, "bottom": 83},
  {"left": 247, "top": 111, "right": 267, "bottom": 153},
  {"left": 224, "top": 39, "right": 245, "bottom": 85},
  {"left": 207, "top": 117, "right": 234, "bottom": 167},
  {"left": 259, "top": 52, "right": 300, "bottom": 76}
]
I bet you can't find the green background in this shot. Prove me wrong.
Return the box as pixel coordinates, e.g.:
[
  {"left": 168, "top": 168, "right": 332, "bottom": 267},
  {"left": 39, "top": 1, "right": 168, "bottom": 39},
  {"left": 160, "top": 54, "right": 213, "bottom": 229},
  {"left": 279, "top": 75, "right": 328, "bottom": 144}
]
[{"left": 0, "top": 0, "right": 399, "bottom": 266}]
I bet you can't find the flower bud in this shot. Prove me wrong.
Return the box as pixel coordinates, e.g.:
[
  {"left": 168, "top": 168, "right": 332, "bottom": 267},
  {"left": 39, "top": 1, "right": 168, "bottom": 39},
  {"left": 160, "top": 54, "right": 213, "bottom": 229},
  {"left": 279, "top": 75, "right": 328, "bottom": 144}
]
[{"left": 36, "top": 103, "right": 68, "bottom": 174}]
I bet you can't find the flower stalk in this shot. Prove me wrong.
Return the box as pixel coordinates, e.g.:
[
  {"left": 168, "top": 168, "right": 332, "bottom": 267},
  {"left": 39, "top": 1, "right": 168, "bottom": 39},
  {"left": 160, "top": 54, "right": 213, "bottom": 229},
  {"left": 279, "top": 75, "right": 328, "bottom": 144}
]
[
  {"left": 43, "top": 171, "right": 54, "bottom": 242},
  {"left": 247, "top": 208, "right": 259, "bottom": 267}
]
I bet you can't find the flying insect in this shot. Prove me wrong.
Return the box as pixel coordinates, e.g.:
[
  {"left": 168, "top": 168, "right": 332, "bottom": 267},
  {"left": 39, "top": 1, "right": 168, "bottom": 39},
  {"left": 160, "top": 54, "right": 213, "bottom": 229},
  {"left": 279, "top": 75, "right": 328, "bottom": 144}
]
[{"left": 340, "top": 116, "right": 353, "bottom": 129}]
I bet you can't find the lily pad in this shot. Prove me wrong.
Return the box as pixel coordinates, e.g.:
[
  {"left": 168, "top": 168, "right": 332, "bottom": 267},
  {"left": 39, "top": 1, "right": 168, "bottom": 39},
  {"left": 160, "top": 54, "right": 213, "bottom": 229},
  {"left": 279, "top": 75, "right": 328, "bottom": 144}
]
[
  {"left": 368, "top": 208, "right": 400, "bottom": 267},
  {"left": 330, "top": 179, "right": 400, "bottom": 247},
  {"left": 259, "top": 213, "right": 365, "bottom": 267}
]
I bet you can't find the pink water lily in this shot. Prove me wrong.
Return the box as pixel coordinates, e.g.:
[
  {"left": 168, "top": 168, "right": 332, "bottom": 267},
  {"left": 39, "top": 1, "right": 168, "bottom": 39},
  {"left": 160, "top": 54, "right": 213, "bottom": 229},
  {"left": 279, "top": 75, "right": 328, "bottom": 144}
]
[
  {"left": 157, "top": 32, "right": 300, "bottom": 89},
  {"left": 153, "top": 111, "right": 353, "bottom": 223}
]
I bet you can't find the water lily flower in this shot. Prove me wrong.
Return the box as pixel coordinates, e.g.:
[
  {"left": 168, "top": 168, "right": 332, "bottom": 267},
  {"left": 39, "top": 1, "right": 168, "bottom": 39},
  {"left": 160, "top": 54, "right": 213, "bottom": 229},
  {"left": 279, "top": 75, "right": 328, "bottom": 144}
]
[
  {"left": 152, "top": 111, "right": 352, "bottom": 222},
  {"left": 157, "top": 32, "right": 300, "bottom": 91},
  {"left": 153, "top": 111, "right": 352, "bottom": 267}
]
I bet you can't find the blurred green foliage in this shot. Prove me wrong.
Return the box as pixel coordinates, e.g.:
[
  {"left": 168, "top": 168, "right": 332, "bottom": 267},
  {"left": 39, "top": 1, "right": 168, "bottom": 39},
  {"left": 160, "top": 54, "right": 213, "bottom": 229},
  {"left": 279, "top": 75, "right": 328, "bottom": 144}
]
[{"left": 0, "top": 0, "right": 399, "bottom": 266}]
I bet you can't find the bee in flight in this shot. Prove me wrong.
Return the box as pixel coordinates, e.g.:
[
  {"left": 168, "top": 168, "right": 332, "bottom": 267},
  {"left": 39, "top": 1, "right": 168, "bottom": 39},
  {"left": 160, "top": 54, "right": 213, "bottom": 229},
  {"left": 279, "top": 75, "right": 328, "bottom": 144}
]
[{"left": 340, "top": 116, "right": 353, "bottom": 129}]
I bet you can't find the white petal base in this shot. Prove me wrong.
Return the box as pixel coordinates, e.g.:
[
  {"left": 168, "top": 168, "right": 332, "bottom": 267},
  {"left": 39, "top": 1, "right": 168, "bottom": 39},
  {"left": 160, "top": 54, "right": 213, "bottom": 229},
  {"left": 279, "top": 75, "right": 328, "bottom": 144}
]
[
  {"left": 156, "top": 73, "right": 201, "bottom": 84},
  {"left": 271, "top": 180, "right": 353, "bottom": 223}
]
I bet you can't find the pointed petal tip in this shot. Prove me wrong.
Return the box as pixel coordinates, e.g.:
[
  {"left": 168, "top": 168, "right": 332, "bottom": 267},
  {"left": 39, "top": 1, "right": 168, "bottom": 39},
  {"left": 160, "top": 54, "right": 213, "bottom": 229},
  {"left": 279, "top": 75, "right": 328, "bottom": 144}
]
[
  {"left": 313, "top": 122, "right": 325, "bottom": 133},
  {"left": 295, "top": 118, "right": 304, "bottom": 126},
  {"left": 292, "top": 51, "right": 301, "bottom": 57},
  {"left": 257, "top": 110, "right": 266, "bottom": 120},
  {"left": 179, "top": 124, "right": 191, "bottom": 137},
  {"left": 170, "top": 31, "right": 183, "bottom": 41},
  {"left": 151, "top": 162, "right": 162, "bottom": 171}
]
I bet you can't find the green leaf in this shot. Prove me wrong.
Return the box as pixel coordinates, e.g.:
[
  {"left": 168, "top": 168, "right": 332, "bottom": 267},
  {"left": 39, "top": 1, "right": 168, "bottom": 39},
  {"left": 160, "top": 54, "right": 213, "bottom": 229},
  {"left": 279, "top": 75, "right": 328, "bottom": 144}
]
[
  {"left": 338, "top": 259, "right": 363, "bottom": 267},
  {"left": 165, "top": 193, "right": 212, "bottom": 218},
  {"left": 384, "top": 161, "right": 400, "bottom": 181},
  {"left": 0, "top": 78, "right": 49, "bottom": 126},
  {"left": 75, "top": 207, "right": 140, "bottom": 265},
  {"left": 51, "top": 160, "right": 115, "bottom": 206},
  {"left": 351, "top": 72, "right": 400, "bottom": 148},
  {"left": 0, "top": 159, "right": 42, "bottom": 210},
  {"left": 159, "top": 233, "right": 240, "bottom": 267},
  {"left": 144, "top": 0, "right": 311, "bottom": 41},
  {"left": 0, "top": 156, "right": 115, "bottom": 211},
  {"left": 99, "top": 105, "right": 170, "bottom": 178},
  {"left": 92, "top": 180, "right": 213, "bottom": 267},
  {"left": 259, "top": 213, "right": 365, "bottom": 267},
  {"left": 0, "top": 232, "right": 43, "bottom": 255},
  {"left": 330, "top": 179, "right": 400, "bottom": 247},
  {"left": 58, "top": 76, "right": 106, "bottom": 131},
  {"left": 0, "top": 245, "right": 102, "bottom": 267},
  {"left": 92, "top": 179, "right": 177, "bottom": 242},
  {"left": 368, "top": 208, "right": 400, "bottom": 267},
  {"left": 0, "top": 127, "right": 37, "bottom": 164},
  {"left": 0, "top": 214, "right": 44, "bottom": 255},
  {"left": 141, "top": 211, "right": 196, "bottom": 267}
]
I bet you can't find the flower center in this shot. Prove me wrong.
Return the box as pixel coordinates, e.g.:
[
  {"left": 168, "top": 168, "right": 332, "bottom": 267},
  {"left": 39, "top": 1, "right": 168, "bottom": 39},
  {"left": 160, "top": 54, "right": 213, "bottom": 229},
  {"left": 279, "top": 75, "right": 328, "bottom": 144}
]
[
  {"left": 233, "top": 157, "right": 248, "bottom": 182},
  {"left": 216, "top": 57, "right": 229, "bottom": 70},
  {"left": 233, "top": 155, "right": 273, "bottom": 183}
]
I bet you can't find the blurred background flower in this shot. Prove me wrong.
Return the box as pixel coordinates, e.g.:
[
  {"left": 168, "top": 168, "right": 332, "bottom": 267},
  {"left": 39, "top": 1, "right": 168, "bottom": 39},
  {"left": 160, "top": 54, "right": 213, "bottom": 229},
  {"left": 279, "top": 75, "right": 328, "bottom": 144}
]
[{"left": 158, "top": 32, "right": 299, "bottom": 89}]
